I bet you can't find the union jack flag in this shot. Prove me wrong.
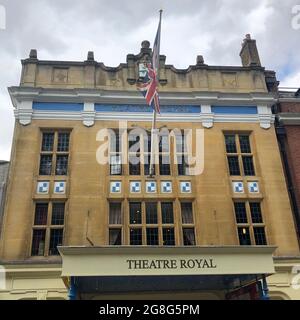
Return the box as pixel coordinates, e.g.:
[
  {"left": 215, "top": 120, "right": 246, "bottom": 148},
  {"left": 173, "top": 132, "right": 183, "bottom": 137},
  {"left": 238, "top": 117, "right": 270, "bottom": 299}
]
[{"left": 138, "top": 11, "right": 162, "bottom": 114}]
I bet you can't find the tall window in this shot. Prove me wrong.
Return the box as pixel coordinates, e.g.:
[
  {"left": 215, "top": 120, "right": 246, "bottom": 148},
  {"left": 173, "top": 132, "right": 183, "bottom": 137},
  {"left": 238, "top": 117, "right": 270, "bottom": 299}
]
[
  {"left": 129, "top": 131, "right": 141, "bottom": 175},
  {"left": 176, "top": 130, "right": 189, "bottom": 176},
  {"left": 233, "top": 201, "right": 267, "bottom": 246},
  {"left": 224, "top": 134, "right": 256, "bottom": 176},
  {"left": 159, "top": 131, "right": 171, "bottom": 175},
  {"left": 181, "top": 202, "right": 196, "bottom": 246},
  {"left": 110, "top": 130, "right": 122, "bottom": 175},
  {"left": 109, "top": 202, "right": 122, "bottom": 245},
  {"left": 31, "top": 202, "right": 65, "bottom": 256},
  {"left": 39, "top": 131, "right": 70, "bottom": 176}
]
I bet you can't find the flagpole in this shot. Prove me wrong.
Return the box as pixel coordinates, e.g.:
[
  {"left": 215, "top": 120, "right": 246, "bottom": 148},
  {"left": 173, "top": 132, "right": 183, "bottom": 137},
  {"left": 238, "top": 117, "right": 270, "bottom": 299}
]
[{"left": 149, "top": 9, "right": 162, "bottom": 178}]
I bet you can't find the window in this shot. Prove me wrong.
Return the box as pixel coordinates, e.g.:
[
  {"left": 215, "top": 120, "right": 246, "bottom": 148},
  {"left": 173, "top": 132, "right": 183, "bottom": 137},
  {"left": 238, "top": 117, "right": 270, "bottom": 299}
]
[
  {"left": 39, "top": 131, "right": 70, "bottom": 176},
  {"left": 109, "top": 203, "right": 122, "bottom": 224},
  {"left": 147, "top": 228, "right": 159, "bottom": 245},
  {"left": 144, "top": 154, "right": 155, "bottom": 176},
  {"left": 250, "top": 203, "right": 263, "bottom": 223},
  {"left": 39, "top": 155, "right": 53, "bottom": 175},
  {"left": 110, "top": 155, "right": 122, "bottom": 175},
  {"left": 181, "top": 203, "right": 193, "bottom": 224},
  {"left": 227, "top": 156, "right": 240, "bottom": 176},
  {"left": 110, "top": 130, "right": 122, "bottom": 175},
  {"left": 177, "top": 155, "right": 189, "bottom": 176},
  {"left": 224, "top": 134, "right": 256, "bottom": 177},
  {"left": 242, "top": 156, "right": 255, "bottom": 176},
  {"left": 183, "top": 228, "right": 196, "bottom": 246},
  {"left": 129, "top": 202, "right": 142, "bottom": 224},
  {"left": 109, "top": 229, "right": 122, "bottom": 245},
  {"left": 253, "top": 227, "right": 267, "bottom": 245},
  {"left": 163, "top": 228, "right": 175, "bottom": 246},
  {"left": 129, "top": 155, "right": 141, "bottom": 175},
  {"left": 130, "top": 228, "right": 142, "bottom": 245},
  {"left": 31, "top": 202, "right": 65, "bottom": 256},
  {"left": 146, "top": 203, "right": 158, "bottom": 224},
  {"left": 161, "top": 202, "right": 174, "bottom": 224},
  {"left": 49, "top": 229, "right": 63, "bottom": 255},
  {"left": 159, "top": 155, "right": 171, "bottom": 175},
  {"left": 234, "top": 203, "right": 248, "bottom": 224},
  {"left": 238, "top": 227, "right": 251, "bottom": 245}
]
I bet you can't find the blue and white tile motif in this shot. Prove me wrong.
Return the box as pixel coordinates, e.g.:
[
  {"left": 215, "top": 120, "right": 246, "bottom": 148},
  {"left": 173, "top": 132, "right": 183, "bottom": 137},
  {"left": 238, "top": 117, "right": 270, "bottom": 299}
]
[
  {"left": 161, "top": 181, "right": 172, "bottom": 193},
  {"left": 233, "top": 181, "right": 244, "bottom": 193},
  {"left": 248, "top": 182, "right": 259, "bottom": 193},
  {"left": 130, "top": 181, "right": 141, "bottom": 193},
  {"left": 37, "top": 181, "right": 49, "bottom": 194},
  {"left": 146, "top": 181, "right": 157, "bottom": 193},
  {"left": 180, "top": 181, "right": 192, "bottom": 193},
  {"left": 110, "top": 181, "right": 121, "bottom": 193},
  {"left": 54, "top": 181, "right": 66, "bottom": 194}
]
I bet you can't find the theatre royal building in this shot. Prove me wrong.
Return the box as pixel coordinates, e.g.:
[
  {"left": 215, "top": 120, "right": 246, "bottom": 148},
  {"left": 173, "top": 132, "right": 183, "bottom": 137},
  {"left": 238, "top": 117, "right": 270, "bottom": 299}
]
[{"left": 0, "top": 35, "right": 300, "bottom": 300}]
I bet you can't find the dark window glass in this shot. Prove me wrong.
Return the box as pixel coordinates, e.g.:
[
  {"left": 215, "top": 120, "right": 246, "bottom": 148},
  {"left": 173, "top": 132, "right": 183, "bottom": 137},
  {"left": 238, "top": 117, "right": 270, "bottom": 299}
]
[
  {"left": 57, "top": 132, "right": 70, "bottom": 152},
  {"left": 130, "top": 228, "right": 142, "bottom": 245},
  {"left": 109, "top": 229, "right": 122, "bottom": 245},
  {"left": 34, "top": 203, "right": 48, "bottom": 225},
  {"left": 254, "top": 227, "right": 267, "bottom": 245},
  {"left": 31, "top": 229, "right": 46, "bottom": 256},
  {"left": 143, "top": 132, "right": 151, "bottom": 153},
  {"left": 161, "top": 202, "right": 174, "bottom": 224},
  {"left": 163, "top": 228, "right": 175, "bottom": 246},
  {"left": 110, "top": 131, "right": 121, "bottom": 153},
  {"left": 129, "top": 155, "right": 140, "bottom": 175},
  {"left": 129, "top": 202, "right": 142, "bottom": 224},
  {"left": 146, "top": 203, "right": 158, "bottom": 224},
  {"left": 183, "top": 228, "right": 196, "bottom": 246},
  {"left": 128, "top": 133, "right": 140, "bottom": 150},
  {"left": 159, "top": 155, "right": 171, "bottom": 175},
  {"left": 56, "top": 155, "right": 68, "bottom": 175},
  {"left": 146, "top": 228, "right": 159, "bottom": 245},
  {"left": 250, "top": 203, "right": 263, "bottom": 223},
  {"left": 242, "top": 156, "right": 255, "bottom": 176},
  {"left": 109, "top": 203, "right": 122, "bottom": 224},
  {"left": 225, "top": 135, "right": 237, "bottom": 153},
  {"left": 234, "top": 202, "right": 248, "bottom": 224},
  {"left": 110, "top": 155, "right": 122, "bottom": 175},
  {"left": 181, "top": 203, "right": 194, "bottom": 224},
  {"left": 178, "top": 155, "right": 189, "bottom": 176},
  {"left": 239, "top": 135, "right": 251, "bottom": 154},
  {"left": 51, "top": 203, "right": 65, "bottom": 225},
  {"left": 227, "top": 156, "right": 240, "bottom": 176},
  {"left": 41, "top": 133, "right": 54, "bottom": 152},
  {"left": 159, "top": 134, "right": 169, "bottom": 153},
  {"left": 39, "top": 155, "right": 52, "bottom": 175},
  {"left": 238, "top": 227, "right": 251, "bottom": 246},
  {"left": 49, "top": 229, "right": 63, "bottom": 255},
  {"left": 144, "top": 154, "right": 155, "bottom": 176}
]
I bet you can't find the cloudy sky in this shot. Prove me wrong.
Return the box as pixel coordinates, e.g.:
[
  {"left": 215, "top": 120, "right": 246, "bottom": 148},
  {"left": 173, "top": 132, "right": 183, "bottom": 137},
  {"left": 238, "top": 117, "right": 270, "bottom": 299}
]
[{"left": 0, "top": 0, "right": 299, "bottom": 160}]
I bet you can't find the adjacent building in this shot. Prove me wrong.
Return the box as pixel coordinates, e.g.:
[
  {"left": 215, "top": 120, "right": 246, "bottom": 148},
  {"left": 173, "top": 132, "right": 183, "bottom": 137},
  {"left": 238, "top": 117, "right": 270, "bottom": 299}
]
[
  {"left": 0, "top": 161, "right": 9, "bottom": 233},
  {"left": 0, "top": 35, "right": 299, "bottom": 300}
]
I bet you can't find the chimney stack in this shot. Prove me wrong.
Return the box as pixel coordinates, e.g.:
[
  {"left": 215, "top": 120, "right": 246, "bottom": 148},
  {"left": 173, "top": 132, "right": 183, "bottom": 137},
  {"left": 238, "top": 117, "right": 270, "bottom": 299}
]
[{"left": 240, "top": 34, "right": 261, "bottom": 67}]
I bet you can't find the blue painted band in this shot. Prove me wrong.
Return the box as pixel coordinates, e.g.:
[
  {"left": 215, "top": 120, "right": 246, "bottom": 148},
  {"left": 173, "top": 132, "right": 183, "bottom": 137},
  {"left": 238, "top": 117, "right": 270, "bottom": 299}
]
[
  {"left": 33, "top": 102, "right": 84, "bottom": 111},
  {"left": 211, "top": 106, "right": 258, "bottom": 114}
]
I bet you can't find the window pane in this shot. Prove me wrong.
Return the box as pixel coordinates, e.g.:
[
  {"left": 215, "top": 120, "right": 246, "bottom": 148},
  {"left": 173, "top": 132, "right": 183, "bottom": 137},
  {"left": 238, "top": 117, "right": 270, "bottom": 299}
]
[
  {"left": 57, "top": 132, "right": 70, "bottom": 152},
  {"left": 250, "top": 203, "right": 263, "bottom": 223},
  {"left": 146, "top": 203, "right": 158, "bottom": 224},
  {"left": 159, "top": 155, "right": 171, "bottom": 175},
  {"left": 239, "top": 135, "right": 251, "bottom": 154},
  {"left": 242, "top": 156, "right": 255, "bottom": 176},
  {"left": 31, "top": 229, "right": 46, "bottom": 256},
  {"left": 183, "top": 228, "right": 196, "bottom": 246},
  {"left": 238, "top": 227, "right": 251, "bottom": 246},
  {"left": 254, "top": 227, "right": 267, "bottom": 245},
  {"left": 234, "top": 202, "right": 248, "bottom": 224},
  {"left": 227, "top": 156, "right": 241, "bottom": 176},
  {"left": 144, "top": 154, "right": 155, "bottom": 176},
  {"left": 181, "top": 203, "right": 193, "bottom": 224},
  {"left": 51, "top": 203, "right": 65, "bottom": 225},
  {"left": 39, "top": 155, "right": 52, "bottom": 175},
  {"left": 109, "top": 229, "right": 122, "bottom": 245},
  {"left": 159, "top": 133, "right": 169, "bottom": 153},
  {"left": 129, "top": 202, "right": 142, "bottom": 224},
  {"left": 34, "top": 203, "right": 48, "bottom": 225},
  {"left": 163, "top": 228, "right": 175, "bottom": 246},
  {"left": 225, "top": 135, "right": 237, "bottom": 153},
  {"left": 177, "top": 155, "right": 189, "bottom": 176},
  {"left": 110, "top": 131, "right": 121, "bottom": 153},
  {"left": 49, "top": 229, "right": 63, "bottom": 255},
  {"left": 146, "top": 228, "right": 159, "bottom": 245},
  {"left": 128, "top": 133, "right": 140, "bottom": 150},
  {"left": 130, "top": 228, "right": 142, "bottom": 245},
  {"left": 129, "top": 155, "right": 140, "bottom": 175},
  {"left": 110, "top": 155, "right": 122, "bottom": 175},
  {"left": 56, "top": 155, "right": 68, "bottom": 175},
  {"left": 161, "top": 202, "right": 174, "bottom": 224},
  {"left": 41, "top": 133, "right": 54, "bottom": 152},
  {"left": 109, "top": 203, "right": 122, "bottom": 224}
]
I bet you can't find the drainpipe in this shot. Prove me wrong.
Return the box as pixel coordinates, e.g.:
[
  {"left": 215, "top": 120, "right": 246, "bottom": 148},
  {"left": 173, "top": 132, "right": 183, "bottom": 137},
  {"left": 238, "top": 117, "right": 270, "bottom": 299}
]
[{"left": 68, "top": 277, "right": 77, "bottom": 300}]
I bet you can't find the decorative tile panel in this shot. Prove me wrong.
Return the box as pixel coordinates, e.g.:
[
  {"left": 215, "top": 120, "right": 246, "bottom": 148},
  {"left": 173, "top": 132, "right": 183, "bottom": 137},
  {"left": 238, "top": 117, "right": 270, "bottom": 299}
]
[
  {"left": 54, "top": 181, "right": 66, "bottom": 194},
  {"left": 37, "top": 181, "right": 49, "bottom": 194},
  {"left": 110, "top": 181, "right": 121, "bottom": 193},
  {"left": 161, "top": 181, "right": 172, "bottom": 193},
  {"left": 146, "top": 181, "right": 157, "bottom": 193},
  {"left": 233, "top": 181, "right": 244, "bottom": 193},
  {"left": 248, "top": 181, "right": 259, "bottom": 193},
  {"left": 130, "top": 181, "right": 141, "bottom": 193},
  {"left": 180, "top": 181, "right": 192, "bottom": 193}
]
